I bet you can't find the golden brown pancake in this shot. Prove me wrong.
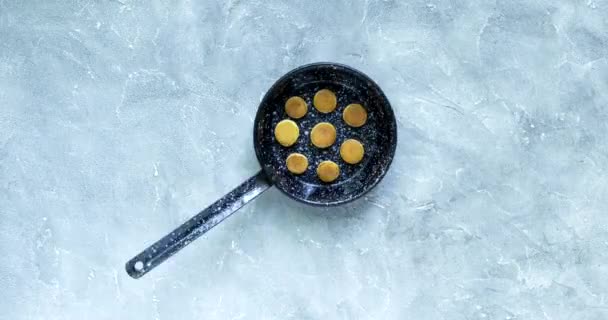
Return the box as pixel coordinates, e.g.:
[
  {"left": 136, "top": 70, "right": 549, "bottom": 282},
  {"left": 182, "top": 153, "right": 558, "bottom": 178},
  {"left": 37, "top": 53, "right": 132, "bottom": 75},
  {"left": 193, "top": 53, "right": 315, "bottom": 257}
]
[
  {"left": 310, "top": 122, "right": 336, "bottom": 148},
  {"left": 274, "top": 119, "right": 299, "bottom": 147},
  {"left": 285, "top": 96, "right": 308, "bottom": 119},
  {"left": 340, "top": 139, "right": 365, "bottom": 164},
  {"left": 286, "top": 153, "right": 308, "bottom": 174},
  {"left": 313, "top": 89, "right": 337, "bottom": 113},
  {"left": 343, "top": 103, "right": 367, "bottom": 127},
  {"left": 317, "top": 160, "right": 340, "bottom": 182}
]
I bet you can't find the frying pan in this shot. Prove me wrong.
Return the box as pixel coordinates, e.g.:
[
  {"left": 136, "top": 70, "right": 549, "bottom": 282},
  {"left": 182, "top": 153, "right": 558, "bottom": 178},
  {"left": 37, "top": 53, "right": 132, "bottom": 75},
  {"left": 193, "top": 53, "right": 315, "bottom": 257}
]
[{"left": 125, "top": 62, "right": 397, "bottom": 278}]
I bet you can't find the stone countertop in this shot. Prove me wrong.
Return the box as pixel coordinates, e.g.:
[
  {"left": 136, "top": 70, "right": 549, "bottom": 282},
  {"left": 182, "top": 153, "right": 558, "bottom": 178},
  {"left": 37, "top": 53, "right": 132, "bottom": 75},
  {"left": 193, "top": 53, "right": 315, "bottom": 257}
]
[{"left": 1, "top": 0, "right": 607, "bottom": 319}]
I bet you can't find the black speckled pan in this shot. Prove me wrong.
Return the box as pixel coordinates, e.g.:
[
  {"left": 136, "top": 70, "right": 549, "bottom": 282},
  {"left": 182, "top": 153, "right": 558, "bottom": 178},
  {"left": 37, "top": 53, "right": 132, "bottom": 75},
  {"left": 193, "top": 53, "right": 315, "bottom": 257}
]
[{"left": 126, "top": 63, "right": 397, "bottom": 278}]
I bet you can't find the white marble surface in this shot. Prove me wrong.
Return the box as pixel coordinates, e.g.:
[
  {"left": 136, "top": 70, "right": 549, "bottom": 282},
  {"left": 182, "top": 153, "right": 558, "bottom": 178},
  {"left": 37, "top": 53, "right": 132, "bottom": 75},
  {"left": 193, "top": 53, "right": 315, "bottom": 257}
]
[{"left": 2, "top": 0, "right": 608, "bottom": 319}]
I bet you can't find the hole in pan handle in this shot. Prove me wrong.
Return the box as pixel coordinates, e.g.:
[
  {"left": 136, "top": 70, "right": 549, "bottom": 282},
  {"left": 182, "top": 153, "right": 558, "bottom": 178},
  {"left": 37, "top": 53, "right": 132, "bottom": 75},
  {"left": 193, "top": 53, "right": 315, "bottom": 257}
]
[{"left": 125, "top": 171, "right": 271, "bottom": 279}]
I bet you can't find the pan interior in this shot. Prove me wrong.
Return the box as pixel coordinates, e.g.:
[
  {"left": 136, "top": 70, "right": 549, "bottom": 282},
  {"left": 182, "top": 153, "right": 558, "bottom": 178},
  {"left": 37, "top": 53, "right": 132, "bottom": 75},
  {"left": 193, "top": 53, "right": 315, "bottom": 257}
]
[{"left": 254, "top": 63, "right": 397, "bottom": 206}]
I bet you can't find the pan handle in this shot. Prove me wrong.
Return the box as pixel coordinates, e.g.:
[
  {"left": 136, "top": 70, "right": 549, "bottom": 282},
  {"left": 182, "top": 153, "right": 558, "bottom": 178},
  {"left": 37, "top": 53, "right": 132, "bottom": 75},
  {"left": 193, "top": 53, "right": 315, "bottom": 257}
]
[{"left": 125, "top": 170, "right": 271, "bottom": 278}]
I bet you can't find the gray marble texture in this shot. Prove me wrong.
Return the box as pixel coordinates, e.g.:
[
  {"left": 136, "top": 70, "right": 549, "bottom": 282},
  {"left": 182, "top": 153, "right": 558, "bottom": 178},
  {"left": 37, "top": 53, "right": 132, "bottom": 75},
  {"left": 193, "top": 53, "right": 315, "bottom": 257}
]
[{"left": 1, "top": 0, "right": 608, "bottom": 319}]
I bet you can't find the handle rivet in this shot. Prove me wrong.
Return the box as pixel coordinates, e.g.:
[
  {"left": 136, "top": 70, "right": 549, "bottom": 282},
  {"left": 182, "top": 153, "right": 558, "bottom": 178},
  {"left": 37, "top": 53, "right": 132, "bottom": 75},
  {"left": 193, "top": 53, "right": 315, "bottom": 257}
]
[{"left": 134, "top": 261, "right": 144, "bottom": 271}]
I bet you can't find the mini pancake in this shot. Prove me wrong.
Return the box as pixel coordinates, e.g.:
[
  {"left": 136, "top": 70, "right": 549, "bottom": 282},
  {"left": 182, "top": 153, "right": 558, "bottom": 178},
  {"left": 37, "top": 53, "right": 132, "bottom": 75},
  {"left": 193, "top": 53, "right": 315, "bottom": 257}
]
[
  {"left": 310, "top": 122, "right": 337, "bottom": 148},
  {"left": 313, "top": 89, "right": 337, "bottom": 113},
  {"left": 340, "top": 139, "right": 365, "bottom": 164},
  {"left": 286, "top": 153, "right": 308, "bottom": 174},
  {"left": 274, "top": 119, "right": 299, "bottom": 147},
  {"left": 285, "top": 96, "right": 308, "bottom": 119},
  {"left": 317, "top": 160, "right": 340, "bottom": 183},
  {"left": 343, "top": 103, "right": 367, "bottom": 127}
]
